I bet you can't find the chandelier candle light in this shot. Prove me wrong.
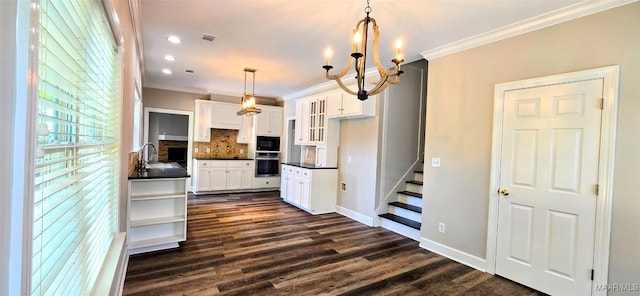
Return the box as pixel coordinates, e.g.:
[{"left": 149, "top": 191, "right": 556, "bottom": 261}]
[
  {"left": 237, "top": 68, "right": 262, "bottom": 116},
  {"left": 323, "top": 0, "right": 404, "bottom": 101}
]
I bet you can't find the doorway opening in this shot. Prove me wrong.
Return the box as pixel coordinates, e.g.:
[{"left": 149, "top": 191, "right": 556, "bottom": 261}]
[{"left": 144, "top": 107, "right": 194, "bottom": 180}]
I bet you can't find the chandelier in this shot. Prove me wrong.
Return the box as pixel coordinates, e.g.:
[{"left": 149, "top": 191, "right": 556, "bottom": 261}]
[
  {"left": 323, "top": 0, "right": 404, "bottom": 101},
  {"left": 237, "top": 68, "right": 262, "bottom": 116}
]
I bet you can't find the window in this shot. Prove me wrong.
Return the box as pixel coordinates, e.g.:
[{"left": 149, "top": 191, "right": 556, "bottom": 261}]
[{"left": 31, "top": 0, "right": 121, "bottom": 295}]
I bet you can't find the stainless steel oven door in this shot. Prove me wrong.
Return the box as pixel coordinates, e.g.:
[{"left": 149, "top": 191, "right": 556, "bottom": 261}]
[{"left": 255, "top": 157, "right": 280, "bottom": 177}]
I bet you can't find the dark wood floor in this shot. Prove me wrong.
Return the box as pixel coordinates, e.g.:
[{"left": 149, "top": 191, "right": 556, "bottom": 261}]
[{"left": 123, "top": 191, "right": 545, "bottom": 296}]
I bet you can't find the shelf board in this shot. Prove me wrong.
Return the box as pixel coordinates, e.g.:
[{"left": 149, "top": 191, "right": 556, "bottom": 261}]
[
  {"left": 129, "top": 235, "right": 185, "bottom": 249},
  {"left": 131, "top": 193, "right": 186, "bottom": 201},
  {"left": 131, "top": 216, "right": 185, "bottom": 227}
]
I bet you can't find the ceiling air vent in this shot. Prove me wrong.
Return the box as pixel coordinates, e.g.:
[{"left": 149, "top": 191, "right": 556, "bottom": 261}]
[
  {"left": 200, "top": 33, "right": 215, "bottom": 42},
  {"left": 185, "top": 69, "right": 194, "bottom": 74}
]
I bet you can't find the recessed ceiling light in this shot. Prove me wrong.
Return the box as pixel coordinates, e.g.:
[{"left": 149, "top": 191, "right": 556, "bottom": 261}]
[
  {"left": 167, "top": 35, "right": 181, "bottom": 44},
  {"left": 164, "top": 54, "right": 175, "bottom": 62},
  {"left": 162, "top": 68, "right": 172, "bottom": 75}
]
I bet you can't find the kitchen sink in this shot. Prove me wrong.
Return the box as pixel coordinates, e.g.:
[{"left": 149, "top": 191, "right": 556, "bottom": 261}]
[{"left": 145, "top": 162, "right": 178, "bottom": 170}]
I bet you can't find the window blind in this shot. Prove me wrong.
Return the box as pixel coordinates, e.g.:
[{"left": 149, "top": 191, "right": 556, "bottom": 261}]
[{"left": 32, "top": 0, "right": 121, "bottom": 295}]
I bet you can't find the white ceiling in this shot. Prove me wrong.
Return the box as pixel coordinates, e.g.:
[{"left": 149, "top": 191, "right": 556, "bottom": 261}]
[{"left": 139, "top": 0, "right": 585, "bottom": 99}]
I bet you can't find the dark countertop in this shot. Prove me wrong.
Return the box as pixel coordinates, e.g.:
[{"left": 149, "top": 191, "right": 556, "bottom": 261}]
[
  {"left": 282, "top": 162, "right": 338, "bottom": 169},
  {"left": 195, "top": 157, "right": 254, "bottom": 160},
  {"left": 128, "top": 162, "right": 191, "bottom": 180}
]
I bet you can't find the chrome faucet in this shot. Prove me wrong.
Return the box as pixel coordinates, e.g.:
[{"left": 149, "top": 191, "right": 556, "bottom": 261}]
[{"left": 137, "top": 142, "right": 157, "bottom": 171}]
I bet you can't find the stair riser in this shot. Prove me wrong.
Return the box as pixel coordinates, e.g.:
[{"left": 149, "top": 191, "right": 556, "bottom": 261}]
[
  {"left": 414, "top": 172, "right": 423, "bottom": 182},
  {"left": 388, "top": 206, "right": 422, "bottom": 222},
  {"left": 380, "top": 219, "right": 420, "bottom": 241},
  {"left": 397, "top": 194, "right": 422, "bottom": 207},
  {"left": 406, "top": 183, "right": 422, "bottom": 193}
]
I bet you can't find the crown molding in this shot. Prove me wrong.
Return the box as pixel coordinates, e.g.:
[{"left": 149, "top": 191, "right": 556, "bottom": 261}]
[
  {"left": 280, "top": 67, "right": 381, "bottom": 101},
  {"left": 421, "top": 0, "right": 638, "bottom": 61}
]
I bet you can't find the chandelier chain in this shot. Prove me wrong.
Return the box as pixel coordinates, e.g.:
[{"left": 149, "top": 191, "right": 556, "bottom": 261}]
[{"left": 365, "top": 0, "right": 372, "bottom": 14}]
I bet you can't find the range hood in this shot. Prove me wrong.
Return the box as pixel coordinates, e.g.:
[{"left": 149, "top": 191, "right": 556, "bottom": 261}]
[{"left": 158, "top": 134, "right": 188, "bottom": 141}]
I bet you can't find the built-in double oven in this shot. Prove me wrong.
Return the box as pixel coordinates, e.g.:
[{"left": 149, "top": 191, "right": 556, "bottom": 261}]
[{"left": 255, "top": 136, "right": 280, "bottom": 177}]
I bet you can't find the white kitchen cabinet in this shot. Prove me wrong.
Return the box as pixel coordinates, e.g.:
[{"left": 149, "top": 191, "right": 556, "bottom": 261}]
[
  {"left": 295, "top": 96, "right": 330, "bottom": 145},
  {"left": 256, "top": 105, "right": 283, "bottom": 136},
  {"left": 194, "top": 100, "right": 213, "bottom": 142},
  {"left": 294, "top": 100, "right": 309, "bottom": 145},
  {"left": 240, "top": 162, "right": 254, "bottom": 189},
  {"left": 193, "top": 159, "right": 254, "bottom": 193},
  {"left": 280, "top": 165, "right": 289, "bottom": 200},
  {"left": 237, "top": 115, "right": 253, "bottom": 144},
  {"left": 281, "top": 165, "right": 337, "bottom": 214},
  {"left": 210, "top": 167, "right": 228, "bottom": 190},
  {"left": 327, "top": 90, "right": 376, "bottom": 119},
  {"left": 254, "top": 176, "right": 280, "bottom": 188},
  {"left": 210, "top": 101, "right": 242, "bottom": 130},
  {"left": 127, "top": 178, "right": 188, "bottom": 254}
]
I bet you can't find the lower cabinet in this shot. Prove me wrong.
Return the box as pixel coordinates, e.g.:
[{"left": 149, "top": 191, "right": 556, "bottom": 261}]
[
  {"left": 281, "top": 164, "right": 337, "bottom": 214},
  {"left": 193, "top": 159, "right": 253, "bottom": 193},
  {"left": 127, "top": 177, "right": 188, "bottom": 254},
  {"left": 254, "top": 176, "right": 281, "bottom": 188}
]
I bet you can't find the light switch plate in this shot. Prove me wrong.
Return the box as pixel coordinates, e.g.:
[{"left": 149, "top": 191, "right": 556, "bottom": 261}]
[
  {"left": 194, "top": 147, "right": 199, "bottom": 153},
  {"left": 206, "top": 147, "right": 211, "bottom": 153},
  {"left": 431, "top": 157, "right": 441, "bottom": 168}
]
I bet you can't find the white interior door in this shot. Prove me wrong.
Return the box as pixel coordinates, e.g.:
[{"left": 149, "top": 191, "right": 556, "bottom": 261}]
[{"left": 496, "top": 79, "right": 603, "bottom": 295}]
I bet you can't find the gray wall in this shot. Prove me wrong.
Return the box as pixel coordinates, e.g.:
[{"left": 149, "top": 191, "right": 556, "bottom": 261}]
[
  {"left": 337, "top": 115, "right": 380, "bottom": 219},
  {"left": 423, "top": 2, "right": 640, "bottom": 291},
  {"left": 379, "top": 62, "right": 427, "bottom": 203}
]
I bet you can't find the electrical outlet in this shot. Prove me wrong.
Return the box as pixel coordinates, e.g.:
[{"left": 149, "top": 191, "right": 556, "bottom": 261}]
[
  {"left": 431, "top": 157, "right": 441, "bottom": 168},
  {"left": 240, "top": 148, "right": 244, "bottom": 154},
  {"left": 340, "top": 182, "right": 347, "bottom": 192},
  {"left": 194, "top": 147, "right": 199, "bottom": 153},
  {"left": 206, "top": 147, "right": 211, "bottom": 153},
  {"left": 438, "top": 222, "right": 445, "bottom": 233}
]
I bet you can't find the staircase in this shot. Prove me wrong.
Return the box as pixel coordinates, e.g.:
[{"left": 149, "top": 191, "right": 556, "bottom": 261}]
[{"left": 379, "top": 166, "right": 423, "bottom": 241}]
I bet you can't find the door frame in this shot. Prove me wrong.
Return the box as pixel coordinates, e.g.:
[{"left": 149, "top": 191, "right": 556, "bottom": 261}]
[
  {"left": 485, "top": 65, "right": 619, "bottom": 295},
  {"left": 143, "top": 107, "right": 194, "bottom": 190}
]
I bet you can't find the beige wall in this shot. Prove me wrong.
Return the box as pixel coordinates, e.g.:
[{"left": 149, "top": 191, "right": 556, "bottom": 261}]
[
  {"left": 337, "top": 115, "right": 380, "bottom": 217},
  {"left": 142, "top": 87, "right": 281, "bottom": 112},
  {"left": 114, "top": 0, "right": 142, "bottom": 232},
  {"left": 423, "top": 2, "right": 640, "bottom": 289}
]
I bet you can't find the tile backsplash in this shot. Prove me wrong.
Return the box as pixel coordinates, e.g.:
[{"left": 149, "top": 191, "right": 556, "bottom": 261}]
[{"left": 193, "top": 129, "right": 249, "bottom": 159}]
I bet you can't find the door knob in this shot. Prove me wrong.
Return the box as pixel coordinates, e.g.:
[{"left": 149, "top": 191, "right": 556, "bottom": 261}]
[{"left": 500, "top": 188, "right": 510, "bottom": 196}]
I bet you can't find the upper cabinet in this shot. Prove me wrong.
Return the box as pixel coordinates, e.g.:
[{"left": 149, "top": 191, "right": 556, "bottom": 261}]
[
  {"left": 237, "top": 115, "right": 253, "bottom": 144},
  {"left": 210, "top": 101, "right": 242, "bottom": 130},
  {"left": 255, "top": 105, "right": 283, "bottom": 136},
  {"left": 194, "top": 100, "right": 212, "bottom": 142},
  {"left": 327, "top": 90, "right": 376, "bottom": 119}
]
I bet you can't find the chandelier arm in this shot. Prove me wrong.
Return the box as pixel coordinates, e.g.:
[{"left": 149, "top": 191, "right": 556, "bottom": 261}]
[
  {"left": 370, "top": 20, "right": 402, "bottom": 77},
  {"left": 334, "top": 77, "right": 359, "bottom": 96},
  {"left": 326, "top": 56, "right": 355, "bottom": 80},
  {"left": 365, "top": 75, "right": 390, "bottom": 96}
]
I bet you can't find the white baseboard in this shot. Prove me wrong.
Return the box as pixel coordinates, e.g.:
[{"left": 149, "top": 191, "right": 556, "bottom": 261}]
[
  {"left": 336, "top": 205, "right": 374, "bottom": 226},
  {"left": 419, "top": 236, "right": 487, "bottom": 272}
]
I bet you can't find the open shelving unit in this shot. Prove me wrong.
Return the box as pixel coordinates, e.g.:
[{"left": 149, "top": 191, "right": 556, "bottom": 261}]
[{"left": 127, "top": 177, "right": 188, "bottom": 254}]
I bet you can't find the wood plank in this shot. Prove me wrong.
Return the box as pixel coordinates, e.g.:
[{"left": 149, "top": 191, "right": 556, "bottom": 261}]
[{"left": 123, "top": 191, "right": 545, "bottom": 295}]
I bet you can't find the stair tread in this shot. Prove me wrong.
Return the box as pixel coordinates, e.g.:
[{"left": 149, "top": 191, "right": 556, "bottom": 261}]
[
  {"left": 388, "top": 201, "right": 422, "bottom": 213},
  {"left": 379, "top": 213, "right": 421, "bottom": 230},
  {"left": 414, "top": 170, "right": 423, "bottom": 174},
  {"left": 397, "top": 190, "right": 422, "bottom": 198},
  {"left": 406, "top": 180, "right": 423, "bottom": 185}
]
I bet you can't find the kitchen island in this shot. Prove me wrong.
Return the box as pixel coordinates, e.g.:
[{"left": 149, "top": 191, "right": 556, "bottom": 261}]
[
  {"left": 280, "top": 163, "right": 338, "bottom": 214},
  {"left": 127, "top": 162, "right": 190, "bottom": 254}
]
